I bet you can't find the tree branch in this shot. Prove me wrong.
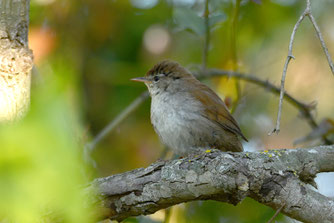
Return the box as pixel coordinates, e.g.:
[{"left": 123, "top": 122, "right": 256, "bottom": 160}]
[
  {"left": 230, "top": 0, "right": 241, "bottom": 113},
  {"left": 90, "top": 145, "right": 334, "bottom": 223},
  {"left": 271, "top": 0, "right": 334, "bottom": 134},
  {"left": 201, "top": 0, "right": 210, "bottom": 72},
  {"left": 199, "top": 69, "right": 334, "bottom": 144},
  {"left": 270, "top": 2, "right": 309, "bottom": 135},
  {"left": 85, "top": 91, "right": 149, "bottom": 152},
  {"left": 266, "top": 203, "right": 285, "bottom": 223},
  {"left": 307, "top": 1, "right": 334, "bottom": 75}
]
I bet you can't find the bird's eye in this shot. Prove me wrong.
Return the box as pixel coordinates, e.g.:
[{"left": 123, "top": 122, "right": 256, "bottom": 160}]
[{"left": 153, "top": 76, "right": 160, "bottom": 82}]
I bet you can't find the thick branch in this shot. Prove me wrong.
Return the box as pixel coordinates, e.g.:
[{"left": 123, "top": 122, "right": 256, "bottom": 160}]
[{"left": 90, "top": 145, "right": 334, "bottom": 223}]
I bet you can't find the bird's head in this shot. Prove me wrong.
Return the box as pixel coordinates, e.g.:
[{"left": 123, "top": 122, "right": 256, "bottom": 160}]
[{"left": 131, "top": 60, "right": 193, "bottom": 96}]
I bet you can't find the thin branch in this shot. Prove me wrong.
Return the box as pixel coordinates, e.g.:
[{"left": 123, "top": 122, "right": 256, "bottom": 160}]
[
  {"left": 271, "top": 0, "right": 334, "bottom": 134},
  {"left": 270, "top": 3, "right": 309, "bottom": 135},
  {"left": 230, "top": 0, "right": 241, "bottom": 113},
  {"left": 202, "top": 0, "right": 210, "bottom": 71},
  {"left": 230, "top": 0, "right": 240, "bottom": 72},
  {"left": 204, "top": 69, "right": 333, "bottom": 144},
  {"left": 90, "top": 145, "right": 334, "bottom": 222},
  {"left": 201, "top": 69, "right": 317, "bottom": 131},
  {"left": 85, "top": 91, "right": 149, "bottom": 152},
  {"left": 267, "top": 203, "right": 285, "bottom": 223},
  {"left": 306, "top": 3, "right": 334, "bottom": 75}
]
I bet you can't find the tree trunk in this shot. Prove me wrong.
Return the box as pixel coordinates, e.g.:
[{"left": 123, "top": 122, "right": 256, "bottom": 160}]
[{"left": 0, "top": 0, "right": 33, "bottom": 122}]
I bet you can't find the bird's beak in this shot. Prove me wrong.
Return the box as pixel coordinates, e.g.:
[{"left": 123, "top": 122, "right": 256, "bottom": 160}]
[{"left": 131, "top": 77, "right": 150, "bottom": 83}]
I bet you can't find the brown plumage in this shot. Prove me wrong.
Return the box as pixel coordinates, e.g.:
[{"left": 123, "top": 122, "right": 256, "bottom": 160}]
[{"left": 132, "top": 60, "right": 247, "bottom": 155}]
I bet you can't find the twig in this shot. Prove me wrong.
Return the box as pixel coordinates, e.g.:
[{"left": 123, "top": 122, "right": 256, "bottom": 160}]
[
  {"left": 201, "top": 69, "right": 318, "bottom": 130},
  {"left": 307, "top": 2, "right": 334, "bottom": 75},
  {"left": 270, "top": 2, "right": 309, "bottom": 135},
  {"left": 202, "top": 0, "right": 210, "bottom": 71},
  {"left": 205, "top": 68, "right": 332, "bottom": 144},
  {"left": 230, "top": 0, "right": 240, "bottom": 72},
  {"left": 205, "top": 69, "right": 332, "bottom": 144},
  {"left": 85, "top": 91, "right": 149, "bottom": 152},
  {"left": 266, "top": 203, "right": 285, "bottom": 223},
  {"left": 230, "top": 0, "right": 241, "bottom": 114},
  {"left": 271, "top": 0, "right": 334, "bottom": 135}
]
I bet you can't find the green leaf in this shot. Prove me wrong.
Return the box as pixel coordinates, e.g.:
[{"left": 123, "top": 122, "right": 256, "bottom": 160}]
[
  {"left": 173, "top": 7, "right": 205, "bottom": 36},
  {"left": 209, "top": 12, "right": 226, "bottom": 27},
  {"left": 173, "top": 7, "right": 226, "bottom": 36}
]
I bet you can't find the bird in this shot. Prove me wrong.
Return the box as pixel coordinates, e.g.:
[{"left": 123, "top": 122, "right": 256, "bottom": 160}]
[{"left": 131, "top": 60, "right": 247, "bottom": 156}]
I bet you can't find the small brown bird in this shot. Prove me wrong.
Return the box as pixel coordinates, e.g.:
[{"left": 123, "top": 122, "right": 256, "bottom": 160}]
[{"left": 132, "top": 60, "right": 247, "bottom": 156}]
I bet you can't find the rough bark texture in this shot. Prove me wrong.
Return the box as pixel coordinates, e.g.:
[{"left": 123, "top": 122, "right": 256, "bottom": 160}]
[
  {"left": 89, "top": 145, "right": 334, "bottom": 223},
  {"left": 0, "top": 0, "right": 33, "bottom": 122}
]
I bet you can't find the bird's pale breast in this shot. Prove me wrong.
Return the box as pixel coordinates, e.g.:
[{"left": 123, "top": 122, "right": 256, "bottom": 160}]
[{"left": 150, "top": 91, "right": 220, "bottom": 155}]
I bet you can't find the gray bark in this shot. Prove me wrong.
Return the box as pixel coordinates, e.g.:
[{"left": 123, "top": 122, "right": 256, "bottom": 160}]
[
  {"left": 89, "top": 145, "right": 334, "bottom": 223},
  {"left": 0, "top": 0, "right": 33, "bottom": 122}
]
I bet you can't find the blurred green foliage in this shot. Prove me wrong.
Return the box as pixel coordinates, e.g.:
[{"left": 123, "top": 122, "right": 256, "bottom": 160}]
[
  {"left": 1, "top": 0, "right": 334, "bottom": 222},
  {"left": 0, "top": 63, "right": 94, "bottom": 222}
]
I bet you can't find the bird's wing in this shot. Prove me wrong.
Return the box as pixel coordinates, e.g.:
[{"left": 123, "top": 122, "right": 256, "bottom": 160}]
[{"left": 188, "top": 78, "right": 248, "bottom": 142}]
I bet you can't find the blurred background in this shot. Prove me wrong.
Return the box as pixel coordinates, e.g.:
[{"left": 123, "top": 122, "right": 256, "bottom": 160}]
[{"left": 1, "top": 0, "right": 334, "bottom": 222}]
